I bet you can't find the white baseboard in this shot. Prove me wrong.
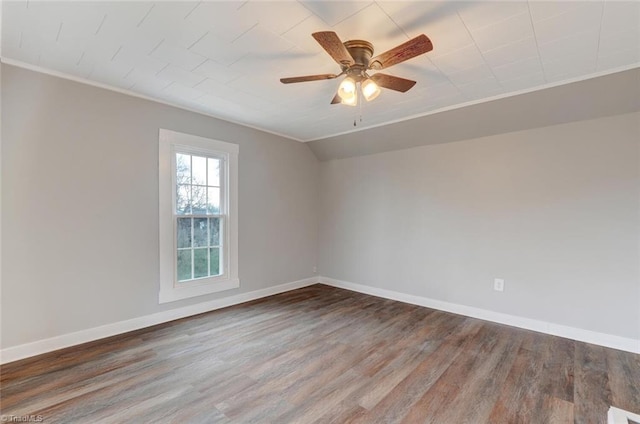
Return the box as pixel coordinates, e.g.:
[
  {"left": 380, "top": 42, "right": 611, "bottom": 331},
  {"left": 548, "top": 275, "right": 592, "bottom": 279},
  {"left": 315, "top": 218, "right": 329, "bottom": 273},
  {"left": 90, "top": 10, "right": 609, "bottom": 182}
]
[
  {"left": 320, "top": 277, "right": 640, "bottom": 354},
  {"left": 0, "top": 277, "right": 320, "bottom": 364}
]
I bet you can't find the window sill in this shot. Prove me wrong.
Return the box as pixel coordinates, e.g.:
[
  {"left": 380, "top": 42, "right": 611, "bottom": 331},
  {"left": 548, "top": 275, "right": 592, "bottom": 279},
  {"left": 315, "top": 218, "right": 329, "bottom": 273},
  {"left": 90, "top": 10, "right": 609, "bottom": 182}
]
[{"left": 159, "top": 278, "right": 240, "bottom": 304}]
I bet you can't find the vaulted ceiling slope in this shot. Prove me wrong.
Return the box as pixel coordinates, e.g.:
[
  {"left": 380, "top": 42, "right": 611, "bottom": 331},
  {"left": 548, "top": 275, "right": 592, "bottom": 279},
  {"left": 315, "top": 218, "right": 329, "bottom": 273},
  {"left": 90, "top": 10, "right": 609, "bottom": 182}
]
[
  {"left": 2, "top": 1, "right": 639, "bottom": 142},
  {"left": 308, "top": 67, "right": 640, "bottom": 160}
]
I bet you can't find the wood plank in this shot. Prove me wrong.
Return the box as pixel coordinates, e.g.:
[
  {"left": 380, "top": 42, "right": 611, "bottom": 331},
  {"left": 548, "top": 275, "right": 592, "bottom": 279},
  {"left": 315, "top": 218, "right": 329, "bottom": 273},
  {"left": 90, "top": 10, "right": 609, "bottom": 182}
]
[
  {"left": 401, "top": 324, "right": 516, "bottom": 424},
  {"left": 542, "top": 395, "right": 575, "bottom": 424},
  {"left": 606, "top": 346, "right": 640, "bottom": 413},
  {"left": 574, "top": 342, "right": 613, "bottom": 424}
]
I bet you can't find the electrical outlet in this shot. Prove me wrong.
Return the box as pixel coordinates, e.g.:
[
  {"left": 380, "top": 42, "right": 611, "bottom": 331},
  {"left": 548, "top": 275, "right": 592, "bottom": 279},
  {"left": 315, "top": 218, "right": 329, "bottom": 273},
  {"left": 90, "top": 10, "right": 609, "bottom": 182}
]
[
  {"left": 494, "top": 278, "right": 505, "bottom": 292},
  {"left": 313, "top": 266, "right": 317, "bottom": 274}
]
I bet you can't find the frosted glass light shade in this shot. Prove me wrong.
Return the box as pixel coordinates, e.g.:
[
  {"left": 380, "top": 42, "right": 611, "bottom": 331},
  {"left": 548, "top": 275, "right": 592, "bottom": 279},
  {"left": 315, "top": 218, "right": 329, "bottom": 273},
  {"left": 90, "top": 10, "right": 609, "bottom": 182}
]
[
  {"left": 361, "top": 78, "right": 381, "bottom": 101},
  {"left": 340, "top": 88, "right": 358, "bottom": 106},
  {"left": 338, "top": 77, "right": 357, "bottom": 102}
]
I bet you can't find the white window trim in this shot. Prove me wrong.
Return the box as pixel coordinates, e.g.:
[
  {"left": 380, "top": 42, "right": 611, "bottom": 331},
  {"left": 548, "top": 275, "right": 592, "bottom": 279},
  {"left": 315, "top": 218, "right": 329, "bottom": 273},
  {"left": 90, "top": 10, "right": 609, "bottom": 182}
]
[{"left": 159, "top": 129, "right": 239, "bottom": 303}]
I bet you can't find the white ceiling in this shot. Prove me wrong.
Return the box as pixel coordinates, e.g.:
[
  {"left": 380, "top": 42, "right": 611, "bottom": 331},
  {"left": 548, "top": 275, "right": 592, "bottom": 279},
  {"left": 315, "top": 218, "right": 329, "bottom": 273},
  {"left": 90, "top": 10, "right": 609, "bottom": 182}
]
[{"left": 2, "top": 1, "right": 639, "bottom": 142}]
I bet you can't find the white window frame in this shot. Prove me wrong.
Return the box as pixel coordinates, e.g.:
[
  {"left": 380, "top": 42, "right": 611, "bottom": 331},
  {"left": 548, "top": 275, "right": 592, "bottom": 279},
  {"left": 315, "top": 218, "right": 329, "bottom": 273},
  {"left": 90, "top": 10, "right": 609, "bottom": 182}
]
[{"left": 159, "top": 129, "right": 239, "bottom": 303}]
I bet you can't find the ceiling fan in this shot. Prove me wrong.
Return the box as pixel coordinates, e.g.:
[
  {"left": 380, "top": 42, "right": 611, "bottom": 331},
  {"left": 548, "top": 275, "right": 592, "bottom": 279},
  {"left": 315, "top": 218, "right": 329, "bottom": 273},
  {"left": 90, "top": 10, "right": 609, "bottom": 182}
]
[{"left": 280, "top": 31, "right": 433, "bottom": 106}]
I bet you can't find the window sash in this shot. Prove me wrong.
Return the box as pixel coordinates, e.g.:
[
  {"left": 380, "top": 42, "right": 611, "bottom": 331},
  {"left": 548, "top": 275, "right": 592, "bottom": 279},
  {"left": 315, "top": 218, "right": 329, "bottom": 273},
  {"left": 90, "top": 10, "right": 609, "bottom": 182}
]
[
  {"left": 173, "top": 215, "right": 226, "bottom": 285},
  {"left": 173, "top": 149, "right": 226, "bottom": 216}
]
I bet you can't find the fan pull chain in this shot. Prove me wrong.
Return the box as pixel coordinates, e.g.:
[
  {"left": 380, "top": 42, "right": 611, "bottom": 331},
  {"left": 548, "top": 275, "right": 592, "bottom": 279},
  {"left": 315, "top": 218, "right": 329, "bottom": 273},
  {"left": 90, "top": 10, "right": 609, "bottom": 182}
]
[
  {"left": 353, "top": 99, "right": 358, "bottom": 126},
  {"left": 354, "top": 88, "right": 364, "bottom": 126}
]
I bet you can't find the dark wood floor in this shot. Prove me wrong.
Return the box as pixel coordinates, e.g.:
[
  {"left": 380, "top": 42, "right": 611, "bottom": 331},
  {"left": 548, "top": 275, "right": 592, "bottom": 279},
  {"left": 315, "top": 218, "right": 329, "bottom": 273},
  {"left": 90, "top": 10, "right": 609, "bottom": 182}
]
[{"left": 1, "top": 284, "right": 638, "bottom": 423}]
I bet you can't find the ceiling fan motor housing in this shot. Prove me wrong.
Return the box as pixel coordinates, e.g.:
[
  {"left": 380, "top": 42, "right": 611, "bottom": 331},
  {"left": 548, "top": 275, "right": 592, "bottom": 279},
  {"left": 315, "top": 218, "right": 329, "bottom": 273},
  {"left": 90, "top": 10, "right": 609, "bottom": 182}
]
[{"left": 343, "top": 40, "right": 374, "bottom": 80}]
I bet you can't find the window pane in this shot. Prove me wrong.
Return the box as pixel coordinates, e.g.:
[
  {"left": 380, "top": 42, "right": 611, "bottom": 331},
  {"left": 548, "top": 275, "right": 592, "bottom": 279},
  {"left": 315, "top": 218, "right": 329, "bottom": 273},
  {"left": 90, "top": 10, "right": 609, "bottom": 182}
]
[
  {"left": 176, "top": 185, "right": 191, "bottom": 215},
  {"left": 192, "top": 155, "right": 207, "bottom": 185},
  {"left": 193, "top": 218, "right": 208, "bottom": 247},
  {"left": 208, "top": 158, "right": 220, "bottom": 186},
  {"left": 192, "top": 185, "right": 207, "bottom": 214},
  {"left": 177, "top": 250, "right": 192, "bottom": 281},
  {"left": 207, "top": 187, "right": 220, "bottom": 214},
  {"left": 194, "top": 248, "right": 208, "bottom": 278},
  {"left": 209, "top": 218, "right": 220, "bottom": 246},
  {"left": 210, "top": 247, "right": 220, "bottom": 276},
  {"left": 177, "top": 218, "right": 191, "bottom": 248},
  {"left": 176, "top": 153, "right": 191, "bottom": 185}
]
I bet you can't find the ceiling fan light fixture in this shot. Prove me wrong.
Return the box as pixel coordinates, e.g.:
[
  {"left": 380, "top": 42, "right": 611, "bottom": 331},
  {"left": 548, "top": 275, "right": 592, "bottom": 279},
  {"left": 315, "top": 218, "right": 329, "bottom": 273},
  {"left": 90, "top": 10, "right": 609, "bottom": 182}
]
[
  {"left": 361, "top": 78, "right": 381, "bottom": 101},
  {"left": 338, "top": 76, "right": 357, "bottom": 101}
]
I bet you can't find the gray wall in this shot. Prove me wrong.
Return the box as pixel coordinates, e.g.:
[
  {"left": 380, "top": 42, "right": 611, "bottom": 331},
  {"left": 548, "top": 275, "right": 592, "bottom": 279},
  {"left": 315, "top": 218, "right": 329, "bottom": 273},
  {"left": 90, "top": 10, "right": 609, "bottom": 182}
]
[
  {"left": 1, "top": 64, "right": 319, "bottom": 348},
  {"left": 318, "top": 112, "right": 640, "bottom": 340}
]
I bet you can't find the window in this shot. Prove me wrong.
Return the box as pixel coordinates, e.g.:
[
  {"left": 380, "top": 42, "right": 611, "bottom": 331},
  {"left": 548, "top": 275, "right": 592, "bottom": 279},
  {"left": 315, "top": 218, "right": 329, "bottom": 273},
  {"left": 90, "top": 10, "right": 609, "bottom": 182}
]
[
  {"left": 159, "top": 129, "right": 239, "bottom": 303},
  {"left": 175, "top": 153, "right": 223, "bottom": 281}
]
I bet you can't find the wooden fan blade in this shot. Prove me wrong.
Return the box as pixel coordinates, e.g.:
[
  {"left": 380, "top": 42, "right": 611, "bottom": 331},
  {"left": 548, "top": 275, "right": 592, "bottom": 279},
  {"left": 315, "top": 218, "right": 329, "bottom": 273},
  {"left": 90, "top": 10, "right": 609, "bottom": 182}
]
[
  {"left": 312, "top": 31, "right": 355, "bottom": 66},
  {"left": 371, "top": 73, "right": 416, "bottom": 92},
  {"left": 369, "top": 34, "right": 433, "bottom": 70},
  {"left": 330, "top": 93, "right": 341, "bottom": 104},
  {"left": 280, "top": 74, "right": 338, "bottom": 84}
]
